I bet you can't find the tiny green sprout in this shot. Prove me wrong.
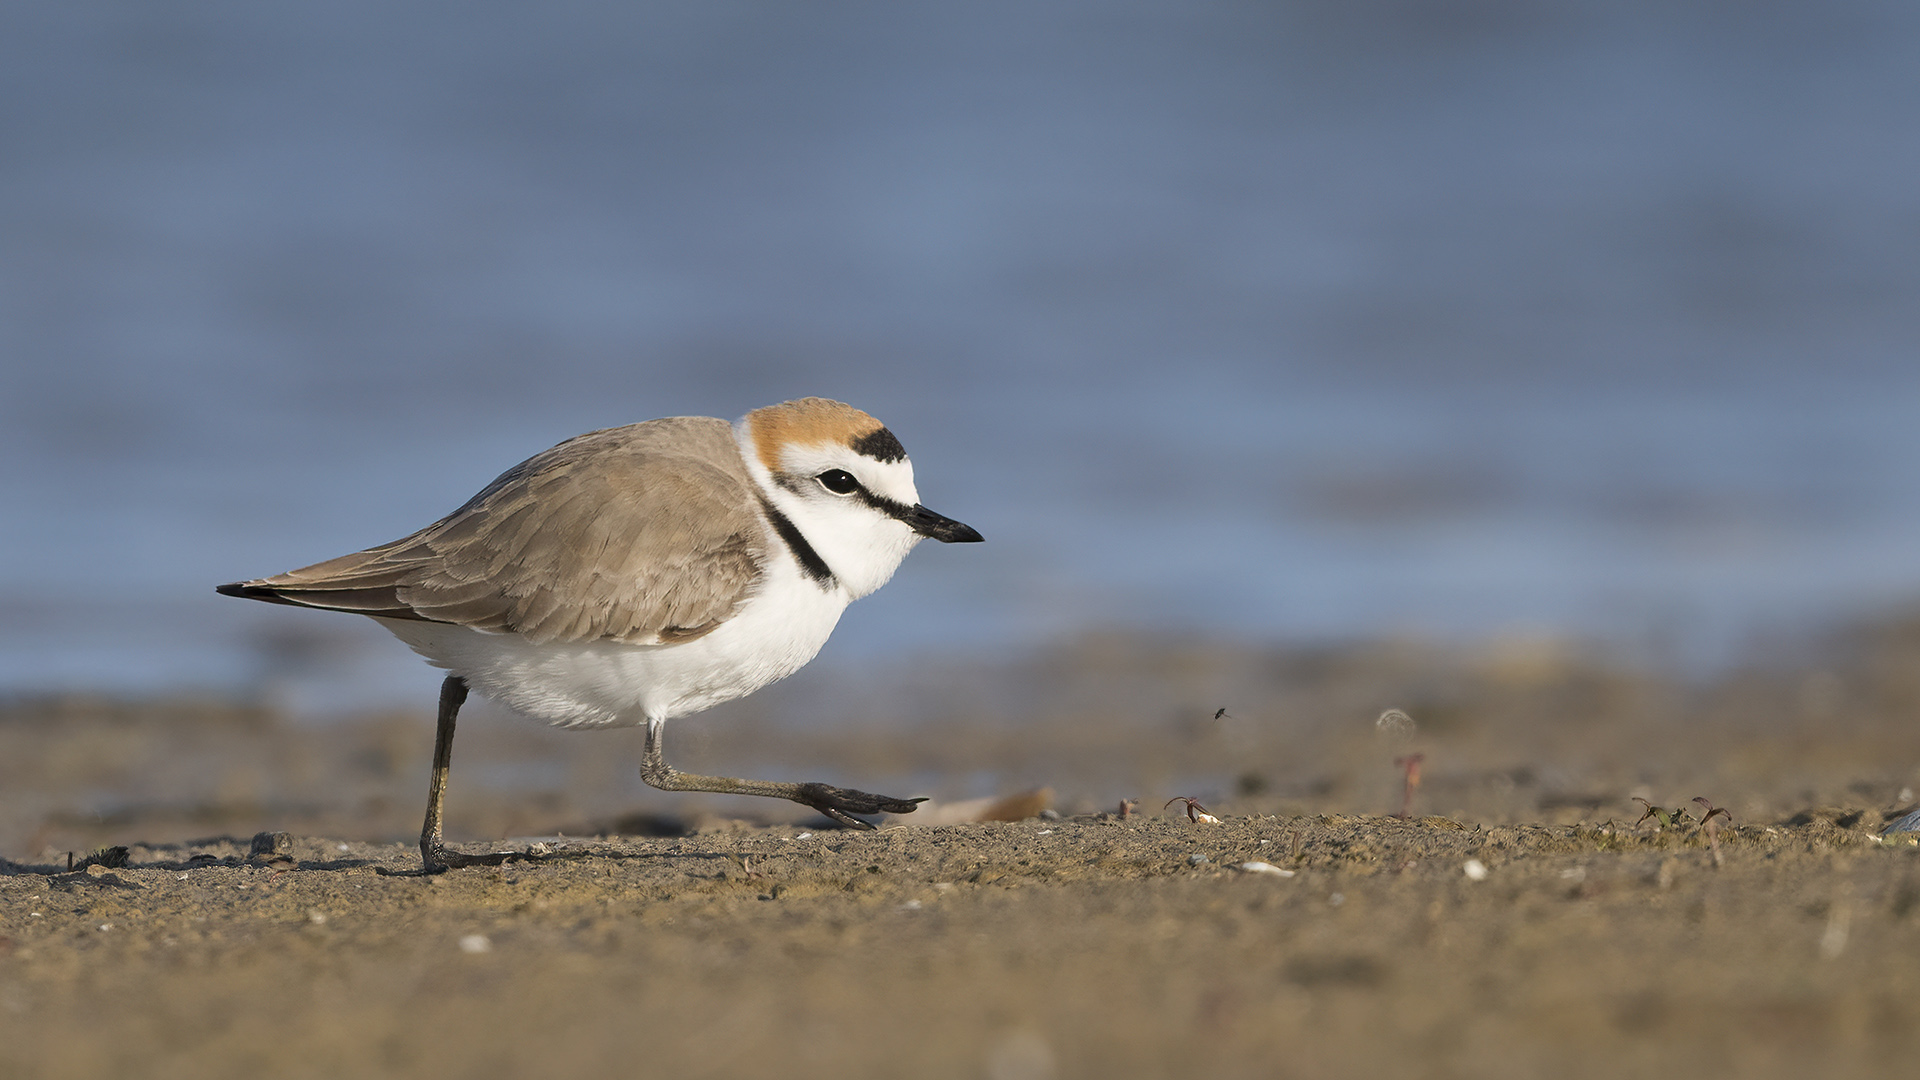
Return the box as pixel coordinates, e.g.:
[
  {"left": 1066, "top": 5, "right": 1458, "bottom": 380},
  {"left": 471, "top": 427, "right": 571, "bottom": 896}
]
[{"left": 1633, "top": 798, "right": 1683, "bottom": 828}]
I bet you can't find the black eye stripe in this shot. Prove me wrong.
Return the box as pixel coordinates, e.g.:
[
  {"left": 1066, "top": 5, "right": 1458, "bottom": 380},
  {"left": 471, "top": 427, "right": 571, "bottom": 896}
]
[
  {"left": 785, "top": 468, "right": 916, "bottom": 520},
  {"left": 859, "top": 488, "right": 920, "bottom": 521}
]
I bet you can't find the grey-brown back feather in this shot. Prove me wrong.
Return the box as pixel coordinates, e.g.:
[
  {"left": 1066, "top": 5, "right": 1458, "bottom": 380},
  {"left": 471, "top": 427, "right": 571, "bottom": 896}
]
[{"left": 225, "top": 417, "right": 767, "bottom": 645}]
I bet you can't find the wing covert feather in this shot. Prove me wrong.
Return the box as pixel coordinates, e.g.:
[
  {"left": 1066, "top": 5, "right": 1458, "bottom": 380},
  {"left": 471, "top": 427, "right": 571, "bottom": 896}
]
[{"left": 238, "top": 417, "right": 767, "bottom": 644}]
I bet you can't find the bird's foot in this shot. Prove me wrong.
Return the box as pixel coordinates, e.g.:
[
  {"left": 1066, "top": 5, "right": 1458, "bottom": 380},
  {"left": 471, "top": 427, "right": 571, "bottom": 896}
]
[
  {"left": 792, "top": 783, "right": 927, "bottom": 829},
  {"left": 421, "top": 841, "right": 527, "bottom": 874}
]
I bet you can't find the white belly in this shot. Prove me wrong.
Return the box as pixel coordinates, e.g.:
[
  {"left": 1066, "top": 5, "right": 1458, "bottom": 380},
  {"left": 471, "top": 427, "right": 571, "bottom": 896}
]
[{"left": 373, "top": 566, "right": 850, "bottom": 729}]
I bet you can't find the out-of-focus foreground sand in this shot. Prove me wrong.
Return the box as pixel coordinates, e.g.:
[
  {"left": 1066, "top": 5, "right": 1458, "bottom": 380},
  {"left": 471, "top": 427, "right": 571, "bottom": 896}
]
[{"left": 4, "top": 615, "right": 1920, "bottom": 1079}]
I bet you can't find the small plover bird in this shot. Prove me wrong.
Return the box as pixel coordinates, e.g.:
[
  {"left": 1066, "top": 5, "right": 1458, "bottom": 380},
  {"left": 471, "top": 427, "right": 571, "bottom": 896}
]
[{"left": 219, "top": 398, "right": 981, "bottom": 871}]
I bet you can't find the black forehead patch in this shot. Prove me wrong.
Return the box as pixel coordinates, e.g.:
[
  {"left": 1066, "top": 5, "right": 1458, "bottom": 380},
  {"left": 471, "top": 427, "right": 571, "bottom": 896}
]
[{"left": 851, "top": 426, "right": 907, "bottom": 463}]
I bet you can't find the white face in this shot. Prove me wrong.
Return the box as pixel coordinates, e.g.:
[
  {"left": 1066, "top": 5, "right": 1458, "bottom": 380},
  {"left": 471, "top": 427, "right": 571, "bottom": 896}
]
[{"left": 762, "top": 439, "right": 926, "bottom": 600}]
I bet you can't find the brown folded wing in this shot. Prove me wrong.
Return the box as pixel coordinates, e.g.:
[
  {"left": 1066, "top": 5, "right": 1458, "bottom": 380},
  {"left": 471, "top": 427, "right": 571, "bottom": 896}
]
[{"left": 222, "top": 417, "right": 766, "bottom": 645}]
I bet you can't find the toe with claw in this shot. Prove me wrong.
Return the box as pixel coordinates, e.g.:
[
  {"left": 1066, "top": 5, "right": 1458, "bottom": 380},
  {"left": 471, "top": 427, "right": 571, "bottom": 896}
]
[{"left": 795, "top": 782, "right": 927, "bottom": 828}]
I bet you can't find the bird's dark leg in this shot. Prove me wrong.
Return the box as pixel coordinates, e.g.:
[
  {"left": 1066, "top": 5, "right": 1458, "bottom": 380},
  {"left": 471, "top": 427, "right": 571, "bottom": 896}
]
[
  {"left": 419, "top": 675, "right": 520, "bottom": 872},
  {"left": 640, "top": 718, "right": 924, "bottom": 828}
]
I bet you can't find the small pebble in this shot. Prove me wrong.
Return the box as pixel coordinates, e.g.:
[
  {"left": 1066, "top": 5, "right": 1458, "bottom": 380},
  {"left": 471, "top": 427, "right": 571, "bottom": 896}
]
[
  {"left": 794, "top": 832, "right": 813, "bottom": 841},
  {"left": 1464, "top": 858, "right": 1490, "bottom": 881},
  {"left": 1237, "top": 861, "right": 1295, "bottom": 877},
  {"left": 459, "top": 934, "right": 492, "bottom": 954},
  {"left": 1035, "top": 829, "right": 1054, "bottom": 836},
  {"left": 1188, "top": 854, "right": 1209, "bottom": 866}
]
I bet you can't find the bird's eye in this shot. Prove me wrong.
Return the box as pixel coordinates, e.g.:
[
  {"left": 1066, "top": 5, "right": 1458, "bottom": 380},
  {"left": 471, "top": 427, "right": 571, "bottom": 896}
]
[{"left": 816, "top": 469, "right": 860, "bottom": 495}]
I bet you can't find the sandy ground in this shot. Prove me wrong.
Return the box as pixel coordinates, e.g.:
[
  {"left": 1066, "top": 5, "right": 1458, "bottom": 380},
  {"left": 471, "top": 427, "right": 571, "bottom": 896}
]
[{"left": 6, "top": 615, "right": 1920, "bottom": 1078}]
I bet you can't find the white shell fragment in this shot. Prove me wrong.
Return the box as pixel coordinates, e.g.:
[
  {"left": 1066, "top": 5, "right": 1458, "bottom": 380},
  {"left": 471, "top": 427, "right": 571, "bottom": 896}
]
[
  {"left": 459, "top": 934, "right": 493, "bottom": 954},
  {"left": 1237, "top": 861, "right": 1296, "bottom": 877},
  {"left": 1463, "top": 858, "right": 1490, "bottom": 881}
]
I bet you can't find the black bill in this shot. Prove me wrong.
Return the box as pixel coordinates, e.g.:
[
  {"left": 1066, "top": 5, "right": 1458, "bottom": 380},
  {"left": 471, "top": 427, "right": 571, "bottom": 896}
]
[{"left": 897, "top": 503, "right": 984, "bottom": 543}]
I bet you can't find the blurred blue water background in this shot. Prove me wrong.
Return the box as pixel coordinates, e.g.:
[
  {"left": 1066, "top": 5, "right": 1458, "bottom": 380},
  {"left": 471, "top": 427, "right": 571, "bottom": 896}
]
[{"left": 4, "top": 2, "right": 1919, "bottom": 711}]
